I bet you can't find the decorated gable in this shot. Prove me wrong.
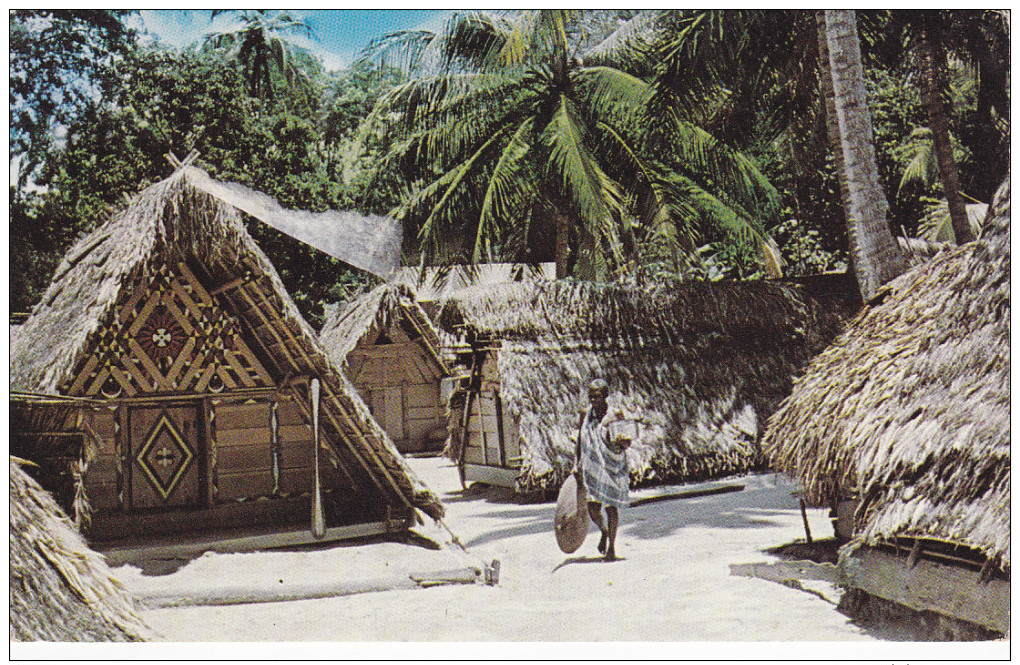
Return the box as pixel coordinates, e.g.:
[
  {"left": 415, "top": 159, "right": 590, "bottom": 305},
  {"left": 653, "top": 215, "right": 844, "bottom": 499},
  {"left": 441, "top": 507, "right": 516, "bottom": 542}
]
[{"left": 64, "top": 259, "right": 273, "bottom": 398}]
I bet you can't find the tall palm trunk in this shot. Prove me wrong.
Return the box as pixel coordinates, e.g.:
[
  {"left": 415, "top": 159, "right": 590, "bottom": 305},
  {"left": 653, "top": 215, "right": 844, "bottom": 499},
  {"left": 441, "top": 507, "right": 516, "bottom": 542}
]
[
  {"left": 822, "top": 10, "right": 905, "bottom": 302},
  {"left": 917, "top": 20, "right": 975, "bottom": 244}
]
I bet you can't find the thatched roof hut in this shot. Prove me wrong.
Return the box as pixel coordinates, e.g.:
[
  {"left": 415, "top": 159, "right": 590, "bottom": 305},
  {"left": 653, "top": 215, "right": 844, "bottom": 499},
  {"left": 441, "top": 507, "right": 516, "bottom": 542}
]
[
  {"left": 762, "top": 176, "right": 1010, "bottom": 575},
  {"left": 437, "top": 277, "right": 842, "bottom": 492},
  {"left": 320, "top": 283, "right": 450, "bottom": 453},
  {"left": 10, "top": 459, "right": 150, "bottom": 641},
  {"left": 9, "top": 166, "right": 441, "bottom": 542}
]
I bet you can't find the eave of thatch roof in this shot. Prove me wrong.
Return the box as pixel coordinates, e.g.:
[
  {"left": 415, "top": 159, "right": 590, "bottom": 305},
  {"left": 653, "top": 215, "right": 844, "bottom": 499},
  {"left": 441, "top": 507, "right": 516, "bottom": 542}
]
[
  {"left": 319, "top": 283, "right": 448, "bottom": 375},
  {"left": 391, "top": 262, "right": 555, "bottom": 303},
  {"left": 439, "top": 277, "right": 842, "bottom": 491},
  {"left": 8, "top": 167, "right": 442, "bottom": 521},
  {"left": 763, "top": 176, "right": 1010, "bottom": 569},
  {"left": 10, "top": 459, "right": 151, "bottom": 641}
]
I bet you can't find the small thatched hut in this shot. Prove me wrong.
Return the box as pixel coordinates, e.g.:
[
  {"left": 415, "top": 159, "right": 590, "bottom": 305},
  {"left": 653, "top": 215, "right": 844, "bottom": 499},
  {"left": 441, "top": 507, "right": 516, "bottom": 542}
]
[
  {"left": 436, "top": 277, "right": 842, "bottom": 492},
  {"left": 9, "top": 166, "right": 442, "bottom": 543},
  {"left": 320, "top": 283, "right": 450, "bottom": 453},
  {"left": 10, "top": 459, "right": 151, "bottom": 641},
  {"left": 762, "top": 177, "right": 1010, "bottom": 637}
]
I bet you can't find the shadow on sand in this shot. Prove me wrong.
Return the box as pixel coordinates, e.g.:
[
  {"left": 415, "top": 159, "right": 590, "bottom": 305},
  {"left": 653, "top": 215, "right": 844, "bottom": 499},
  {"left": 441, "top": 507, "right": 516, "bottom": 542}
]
[{"left": 552, "top": 554, "right": 626, "bottom": 573}]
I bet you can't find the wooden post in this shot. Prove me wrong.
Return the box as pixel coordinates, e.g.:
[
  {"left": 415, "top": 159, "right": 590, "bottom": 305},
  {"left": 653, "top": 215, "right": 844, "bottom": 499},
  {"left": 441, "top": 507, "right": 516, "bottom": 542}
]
[
  {"left": 799, "top": 498, "right": 813, "bottom": 544},
  {"left": 311, "top": 379, "right": 326, "bottom": 540}
]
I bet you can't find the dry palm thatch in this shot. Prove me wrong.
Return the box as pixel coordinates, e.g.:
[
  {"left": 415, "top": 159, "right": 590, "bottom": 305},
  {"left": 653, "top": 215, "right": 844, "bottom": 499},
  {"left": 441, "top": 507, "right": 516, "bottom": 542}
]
[
  {"left": 391, "top": 263, "right": 555, "bottom": 305},
  {"left": 8, "top": 166, "right": 442, "bottom": 521},
  {"left": 319, "top": 283, "right": 446, "bottom": 374},
  {"left": 763, "top": 175, "right": 1010, "bottom": 572},
  {"left": 10, "top": 459, "right": 151, "bottom": 642},
  {"left": 439, "top": 277, "right": 842, "bottom": 492}
]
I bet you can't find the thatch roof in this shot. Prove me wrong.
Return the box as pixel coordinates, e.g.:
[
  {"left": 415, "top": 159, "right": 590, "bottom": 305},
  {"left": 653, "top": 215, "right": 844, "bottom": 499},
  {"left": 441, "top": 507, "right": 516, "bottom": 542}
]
[
  {"left": 10, "top": 459, "right": 151, "bottom": 641},
  {"left": 8, "top": 166, "right": 442, "bottom": 521},
  {"left": 319, "top": 283, "right": 447, "bottom": 375},
  {"left": 438, "top": 277, "right": 842, "bottom": 491},
  {"left": 391, "top": 262, "right": 555, "bottom": 304},
  {"left": 763, "top": 176, "right": 1010, "bottom": 570}
]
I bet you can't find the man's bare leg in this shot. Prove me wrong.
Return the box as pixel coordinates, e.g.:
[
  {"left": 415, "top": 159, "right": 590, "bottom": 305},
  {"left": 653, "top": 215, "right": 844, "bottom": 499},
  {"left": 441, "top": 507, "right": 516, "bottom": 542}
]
[
  {"left": 605, "top": 506, "right": 619, "bottom": 560},
  {"left": 588, "top": 502, "right": 608, "bottom": 554}
]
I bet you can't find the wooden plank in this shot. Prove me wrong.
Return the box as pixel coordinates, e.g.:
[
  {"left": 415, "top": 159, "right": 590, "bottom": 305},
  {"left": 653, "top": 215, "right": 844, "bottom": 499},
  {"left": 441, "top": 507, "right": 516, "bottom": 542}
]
[
  {"left": 109, "top": 366, "right": 137, "bottom": 397},
  {"left": 215, "top": 365, "right": 239, "bottom": 390},
  {"left": 216, "top": 446, "right": 273, "bottom": 473},
  {"left": 84, "top": 367, "right": 112, "bottom": 397},
  {"left": 223, "top": 350, "right": 256, "bottom": 388},
  {"left": 278, "top": 441, "right": 314, "bottom": 469},
  {"left": 277, "top": 423, "right": 313, "bottom": 443},
  {"left": 93, "top": 409, "right": 117, "bottom": 440},
  {"left": 463, "top": 463, "right": 517, "bottom": 488},
  {"left": 216, "top": 402, "right": 270, "bottom": 431},
  {"left": 167, "top": 275, "right": 201, "bottom": 323},
  {"left": 233, "top": 335, "right": 273, "bottom": 385},
  {"left": 194, "top": 363, "right": 218, "bottom": 393},
  {"left": 87, "top": 455, "right": 120, "bottom": 484},
  {"left": 178, "top": 350, "right": 207, "bottom": 389},
  {"left": 216, "top": 470, "right": 274, "bottom": 500},
  {"left": 384, "top": 386, "right": 404, "bottom": 441},
  {"left": 101, "top": 519, "right": 411, "bottom": 568},
  {"left": 176, "top": 261, "right": 214, "bottom": 305},
  {"left": 128, "top": 339, "right": 171, "bottom": 391},
  {"left": 161, "top": 289, "right": 196, "bottom": 335},
  {"left": 84, "top": 481, "right": 120, "bottom": 511},
  {"left": 403, "top": 382, "right": 439, "bottom": 408},
  {"left": 846, "top": 547, "right": 1009, "bottom": 634},
  {"left": 165, "top": 336, "right": 197, "bottom": 388},
  {"left": 216, "top": 427, "right": 272, "bottom": 449},
  {"left": 69, "top": 354, "right": 101, "bottom": 396},
  {"left": 127, "top": 293, "right": 160, "bottom": 336}
]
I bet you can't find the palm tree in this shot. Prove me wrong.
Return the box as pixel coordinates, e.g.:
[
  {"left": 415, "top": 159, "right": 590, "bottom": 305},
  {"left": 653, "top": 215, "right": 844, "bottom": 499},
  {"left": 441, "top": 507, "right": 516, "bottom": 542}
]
[
  {"left": 821, "top": 10, "right": 905, "bottom": 301},
  {"left": 355, "top": 10, "right": 779, "bottom": 279},
  {"left": 873, "top": 10, "right": 1008, "bottom": 244},
  {"left": 205, "top": 10, "right": 316, "bottom": 107}
]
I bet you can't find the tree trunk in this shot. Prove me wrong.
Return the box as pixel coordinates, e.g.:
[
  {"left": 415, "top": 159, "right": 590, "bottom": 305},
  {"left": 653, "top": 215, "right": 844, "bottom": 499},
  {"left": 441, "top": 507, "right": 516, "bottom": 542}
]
[
  {"left": 822, "top": 10, "right": 905, "bottom": 302},
  {"left": 554, "top": 209, "right": 570, "bottom": 279},
  {"left": 918, "top": 20, "right": 975, "bottom": 244}
]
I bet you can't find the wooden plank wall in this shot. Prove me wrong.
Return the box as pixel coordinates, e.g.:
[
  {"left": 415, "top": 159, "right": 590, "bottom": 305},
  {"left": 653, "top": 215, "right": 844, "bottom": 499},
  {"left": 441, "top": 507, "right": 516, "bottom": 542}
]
[
  {"left": 85, "top": 407, "right": 121, "bottom": 511},
  {"left": 462, "top": 354, "right": 521, "bottom": 469},
  {"left": 351, "top": 339, "right": 445, "bottom": 452},
  {"left": 214, "top": 400, "right": 274, "bottom": 500},
  {"left": 84, "top": 395, "right": 349, "bottom": 511}
]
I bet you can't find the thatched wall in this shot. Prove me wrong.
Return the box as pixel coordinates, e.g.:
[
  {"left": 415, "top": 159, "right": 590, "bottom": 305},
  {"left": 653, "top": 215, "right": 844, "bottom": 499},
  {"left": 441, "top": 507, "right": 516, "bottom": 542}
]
[
  {"left": 10, "top": 460, "right": 150, "bottom": 641},
  {"left": 763, "top": 176, "right": 1010, "bottom": 571},
  {"left": 439, "top": 277, "right": 842, "bottom": 492},
  {"left": 8, "top": 167, "right": 442, "bottom": 521}
]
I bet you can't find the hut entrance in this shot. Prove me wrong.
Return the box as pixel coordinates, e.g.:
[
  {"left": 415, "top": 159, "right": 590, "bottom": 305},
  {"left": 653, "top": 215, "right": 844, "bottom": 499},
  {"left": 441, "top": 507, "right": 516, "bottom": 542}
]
[{"left": 128, "top": 404, "right": 203, "bottom": 510}]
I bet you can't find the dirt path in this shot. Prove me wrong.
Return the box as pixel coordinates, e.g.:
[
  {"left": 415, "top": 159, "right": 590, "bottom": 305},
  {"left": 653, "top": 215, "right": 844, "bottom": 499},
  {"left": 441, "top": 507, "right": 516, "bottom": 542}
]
[{"left": 125, "top": 458, "right": 892, "bottom": 642}]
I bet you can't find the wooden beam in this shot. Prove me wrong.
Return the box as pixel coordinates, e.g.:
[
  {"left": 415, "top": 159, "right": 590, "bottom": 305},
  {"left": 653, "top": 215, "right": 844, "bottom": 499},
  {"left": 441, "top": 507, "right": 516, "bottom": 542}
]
[
  {"left": 844, "top": 547, "right": 1009, "bottom": 634},
  {"left": 210, "top": 276, "right": 247, "bottom": 296}
]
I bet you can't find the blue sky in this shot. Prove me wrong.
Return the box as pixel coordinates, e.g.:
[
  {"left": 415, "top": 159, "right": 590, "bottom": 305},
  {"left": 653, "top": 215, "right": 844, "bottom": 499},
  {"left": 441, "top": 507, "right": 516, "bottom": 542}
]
[{"left": 133, "top": 10, "right": 451, "bottom": 71}]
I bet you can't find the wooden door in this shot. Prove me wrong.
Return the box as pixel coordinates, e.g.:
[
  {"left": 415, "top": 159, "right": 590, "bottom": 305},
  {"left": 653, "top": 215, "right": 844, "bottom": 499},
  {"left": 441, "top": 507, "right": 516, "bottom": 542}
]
[{"left": 129, "top": 405, "right": 202, "bottom": 510}]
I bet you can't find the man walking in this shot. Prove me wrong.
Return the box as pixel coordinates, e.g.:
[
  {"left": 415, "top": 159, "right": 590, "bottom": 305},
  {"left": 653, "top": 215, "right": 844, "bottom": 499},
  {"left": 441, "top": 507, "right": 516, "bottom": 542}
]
[{"left": 574, "top": 378, "right": 630, "bottom": 561}]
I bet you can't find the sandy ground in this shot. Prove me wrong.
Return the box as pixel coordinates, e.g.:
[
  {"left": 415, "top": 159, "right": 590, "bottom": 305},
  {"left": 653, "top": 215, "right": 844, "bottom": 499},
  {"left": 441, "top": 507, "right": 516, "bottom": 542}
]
[{"left": 112, "top": 458, "right": 898, "bottom": 645}]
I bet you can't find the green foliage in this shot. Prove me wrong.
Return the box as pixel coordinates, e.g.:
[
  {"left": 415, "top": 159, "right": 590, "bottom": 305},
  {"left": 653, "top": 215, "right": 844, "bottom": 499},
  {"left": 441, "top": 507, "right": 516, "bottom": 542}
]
[
  {"left": 358, "top": 9, "right": 780, "bottom": 279},
  {"left": 10, "top": 10, "right": 137, "bottom": 190},
  {"left": 23, "top": 45, "right": 370, "bottom": 326}
]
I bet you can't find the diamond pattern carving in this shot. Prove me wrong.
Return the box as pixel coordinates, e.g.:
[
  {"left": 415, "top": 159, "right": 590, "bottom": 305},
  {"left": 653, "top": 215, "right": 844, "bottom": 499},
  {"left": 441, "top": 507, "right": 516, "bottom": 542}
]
[{"left": 135, "top": 411, "right": 195, "bottom": 500}]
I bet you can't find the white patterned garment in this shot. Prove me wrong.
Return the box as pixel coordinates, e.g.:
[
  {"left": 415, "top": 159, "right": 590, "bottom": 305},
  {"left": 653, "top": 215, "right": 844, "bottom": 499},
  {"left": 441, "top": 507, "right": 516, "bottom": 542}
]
[{"left": 579, "top": 410, "right": 629, "bottom": 508}]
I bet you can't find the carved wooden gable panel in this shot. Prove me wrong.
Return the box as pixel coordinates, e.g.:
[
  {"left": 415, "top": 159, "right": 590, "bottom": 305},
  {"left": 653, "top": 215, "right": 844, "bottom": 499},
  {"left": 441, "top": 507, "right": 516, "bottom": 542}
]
[{"left": 66, "top": 260, "right": 273, "bottom": 397}]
